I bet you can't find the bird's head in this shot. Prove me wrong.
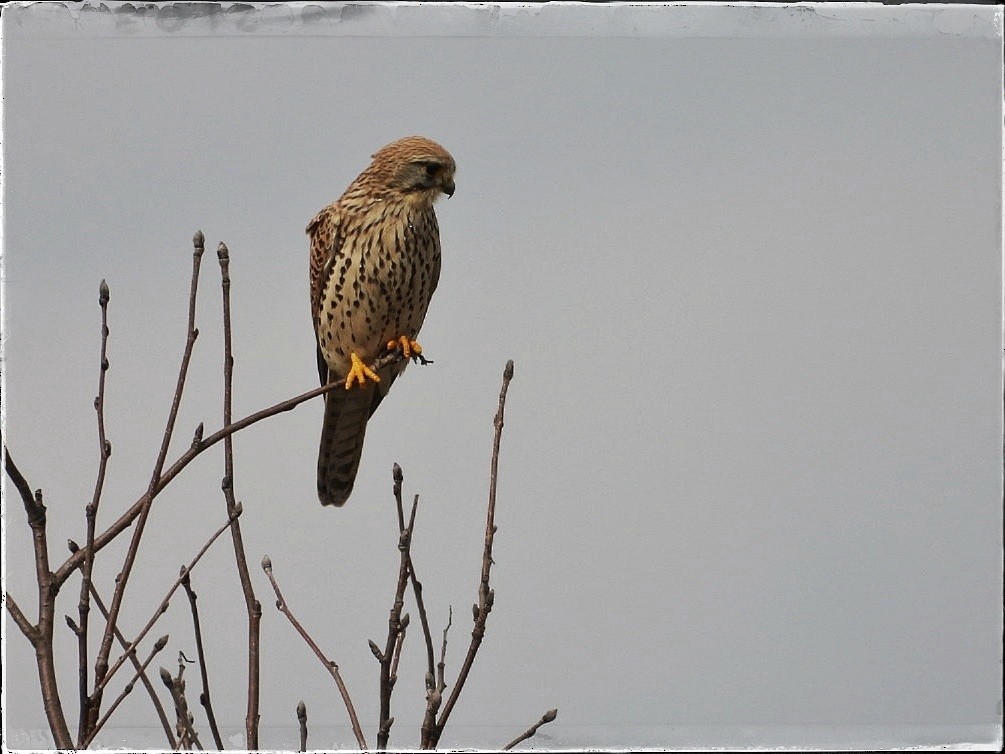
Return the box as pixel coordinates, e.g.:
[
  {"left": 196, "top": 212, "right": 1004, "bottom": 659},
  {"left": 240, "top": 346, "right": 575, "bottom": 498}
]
[{"left": 370, "top": 136, "right": 456, "bottom": 207}]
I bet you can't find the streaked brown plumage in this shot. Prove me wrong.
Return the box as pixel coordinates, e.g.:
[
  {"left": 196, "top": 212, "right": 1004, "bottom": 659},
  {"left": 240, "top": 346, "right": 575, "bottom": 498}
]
[{"left": 308, "top": 136, "right": 456, "bottom": 507}]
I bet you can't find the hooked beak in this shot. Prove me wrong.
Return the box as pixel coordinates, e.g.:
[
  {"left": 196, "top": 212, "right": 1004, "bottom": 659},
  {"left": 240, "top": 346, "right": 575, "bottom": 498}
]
[{"left": 442, "top": 179, "right": 455, "bottom": 198}]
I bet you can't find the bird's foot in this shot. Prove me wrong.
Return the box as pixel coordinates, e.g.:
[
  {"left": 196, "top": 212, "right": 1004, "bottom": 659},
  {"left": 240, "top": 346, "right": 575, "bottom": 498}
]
[
  {"left": 344, "top": 352, "right": 381, "bottom": 389},
  {"left": 387, "top": 335, "right": 433, "bottom": 365}
]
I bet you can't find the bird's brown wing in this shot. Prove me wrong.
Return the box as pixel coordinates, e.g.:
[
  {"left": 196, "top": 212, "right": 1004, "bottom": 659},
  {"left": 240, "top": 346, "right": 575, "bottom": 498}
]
[{"left": 307, "top": 205, "right": 341, "bottom": 386}]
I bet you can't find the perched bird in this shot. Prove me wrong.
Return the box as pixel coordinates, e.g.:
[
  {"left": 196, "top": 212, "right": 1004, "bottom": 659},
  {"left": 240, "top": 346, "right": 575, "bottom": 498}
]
[{"left": 308, "top": 136, "right": 456, "bottom": 506}]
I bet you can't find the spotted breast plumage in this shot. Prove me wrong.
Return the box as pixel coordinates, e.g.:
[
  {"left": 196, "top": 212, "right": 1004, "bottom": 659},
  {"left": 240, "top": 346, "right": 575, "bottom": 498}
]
[{"left": 308, "top": 136, "right": 456, "bottom": 507}]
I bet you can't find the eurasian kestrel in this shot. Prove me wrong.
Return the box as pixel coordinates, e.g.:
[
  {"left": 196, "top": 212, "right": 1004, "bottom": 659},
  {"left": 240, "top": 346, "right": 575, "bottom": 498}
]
[{"left": 308, "top": 136, "right": 456, "bottom": 506}]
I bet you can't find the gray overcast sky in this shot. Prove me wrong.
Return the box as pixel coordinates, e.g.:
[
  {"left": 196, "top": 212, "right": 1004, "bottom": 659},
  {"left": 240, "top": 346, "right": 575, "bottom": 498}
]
[{"left": 2, "top": 2, "right": 1002, "bottom": 750}]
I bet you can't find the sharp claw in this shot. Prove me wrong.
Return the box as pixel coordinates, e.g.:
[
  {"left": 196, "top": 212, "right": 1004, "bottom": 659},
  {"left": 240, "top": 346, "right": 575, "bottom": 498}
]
[{"left": 387, "top": 335, "right": 422, "bottom": 360}]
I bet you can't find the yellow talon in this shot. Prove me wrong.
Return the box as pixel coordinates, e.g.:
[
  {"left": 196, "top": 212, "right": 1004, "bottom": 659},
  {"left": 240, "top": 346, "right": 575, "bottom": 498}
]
[
  {"left": 387, "top": 335, "right": 422, "bottom": 359},
  {"left": 344, "top": 352, "right": 381, "bottom": 390}
]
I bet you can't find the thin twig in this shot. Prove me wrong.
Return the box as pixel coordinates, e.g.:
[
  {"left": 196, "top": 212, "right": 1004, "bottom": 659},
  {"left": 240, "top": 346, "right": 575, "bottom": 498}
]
[
  {"left": 217, "top": 240, "right": 262, "bottom": 750},
  {"left": 87, "top": 583, "right": 176, "bottom": 748},
  {"left": 3, "top": 450, "right": 74, "bottom": 748},
  {"left": 4, "top": 591, "right": 36, "bottom": 641},
  {"left": 438, "top": 606, "right": 452, "bottom": 695},
  {"left": 92, "top": 506, "right": 242, "bottom": 697},
  {"left": 421, "top": 605, "right": 452, "bottom": 749},
  {"left": 502, "top": 708, "right": 559, "bottom": 750},
  {"left": 82, "top": 635, "right": 169, "bottom": 748},
  {"left": 4, "top": 448, "right": 44, "bottom": 525},
  {"left": 430, "top": 360, "right": 515, "bottom": 748},
  {"left": 262, "top": 556, "right": 367, "bottom": 750},
  {"left": 180, "top": 571, "right": 223, "bottom": 749},
  {"left": 297, "top": 700, "right": 308, "bottom": 752},
  {"left": 77, "top": 278, "right": 113, "bottom": 744},
  {"left": 378, "top": 487, "right": 418, "bottom": 749},
  {"left": 160, "top": 658, "right": 203, "bottom": 750},
  {"left": 92, "top": 233, "right": 206, "bottom": 720},
  {"left": 52, "top": 348, "right": 410, "bottom": 590}
]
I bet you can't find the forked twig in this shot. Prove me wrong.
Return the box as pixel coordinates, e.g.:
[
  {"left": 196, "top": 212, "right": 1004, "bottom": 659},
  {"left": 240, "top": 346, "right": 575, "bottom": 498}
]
[
  {"left": 428, "top": 360, "right": 515, "bottom": 748},
  {"left": 2, "top": 450, "right": 73, "bottom": 748},
  {"left": 262, "top": 556, "right": 368, "bottom": 750},
  {"left": 160, "top": 656, "right": 203, "bottom": 750},
  {"left": 377, "top": 487, "right": 418, "bottom": 749},
  {"left": 420, "top": 605, "right": 452, "bottom": 748},
  {"left": 217, "top": 241, "right": 262, "bottom": 750},
  {"left": 393, "top": 464, "right": 437, "bottom": 690},
  {"left": 502, "top": 708, "right": 559, "bottom": 750}
]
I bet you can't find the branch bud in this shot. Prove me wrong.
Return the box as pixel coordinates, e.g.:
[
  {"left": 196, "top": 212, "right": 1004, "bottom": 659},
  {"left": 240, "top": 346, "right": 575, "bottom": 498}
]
[
  {"left": 297, "top": 700, "right": 307, "bottom": 722},
  {"left": 99, "top": 279, "right": 110, "bottom": 305},
  {"left": 192, "top": 230, "right": 205, "bottom": 249},
  {"left": 368, "top": 640, "right": 383, "bottom": 662},
  {"left": 543, "top": 708, "right": 558, "bottom": 722},
  {"left": 400, "top": 612, "right": 410, "bottom": 630},
  {"left": 154, "top": 634, "right": 169, "bottom": 651},
  {"left": 217, "top": 241, "right": 229, "bottom": 261},
  {"left": 67, "top": 539, "right": 80, "bottom": 554},
  {"left": 261, "top": 555, "right": 272, "bottom": 572},
  {"left": 393, "top": 462, "right": 403, "bottom": 483}
]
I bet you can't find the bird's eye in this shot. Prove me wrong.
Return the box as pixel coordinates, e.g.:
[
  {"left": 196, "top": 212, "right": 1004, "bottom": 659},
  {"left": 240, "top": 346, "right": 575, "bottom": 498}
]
[{"left": 422, "top": 162, "right": 439, "bottom": 177}]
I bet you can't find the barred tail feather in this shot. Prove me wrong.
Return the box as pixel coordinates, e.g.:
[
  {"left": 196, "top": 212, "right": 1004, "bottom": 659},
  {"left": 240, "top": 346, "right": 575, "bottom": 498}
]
[{"left": 317, "top": 384, "right": 374, "bottom": 507}]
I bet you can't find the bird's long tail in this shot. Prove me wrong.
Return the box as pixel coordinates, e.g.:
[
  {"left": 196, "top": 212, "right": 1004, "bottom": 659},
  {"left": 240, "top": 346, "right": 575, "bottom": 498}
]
[{"left": 317, "top": 383, "right": 375, "bottom": 506}]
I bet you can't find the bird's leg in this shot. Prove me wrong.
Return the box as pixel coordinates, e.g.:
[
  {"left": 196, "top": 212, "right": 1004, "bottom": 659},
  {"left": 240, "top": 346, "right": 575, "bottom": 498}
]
[{"left": 344, "top": 352, "right": 381, "bottom": 389}]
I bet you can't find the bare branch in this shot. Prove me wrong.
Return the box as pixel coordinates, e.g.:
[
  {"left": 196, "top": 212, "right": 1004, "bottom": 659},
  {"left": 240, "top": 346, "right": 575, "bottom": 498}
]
[
  {"left": 52, "top": 348, "right": 410, "bottom": 590},
  {"left": 217, "top": 240, "right": 262, "bottom": 750},
  {"left": 92, "top": 233, "right": 206, "bottom": 719},
  {"left": 3, "top": 449, "right": 74, "bottom": 747},
  {"left": 77, "top": 277, "right": 113, "bottom": 744},
  {"left": 502, "top": 708, "right": 558, "bottom": 750},
  {"left": 181, "top": 571, "right": 223, "bottom": 749},
  {"left": 262, "top": 556, "right": 367, "bottom": 750},
  {"left": 430, "top": 360, "right": 515, "bottom": 748}
]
